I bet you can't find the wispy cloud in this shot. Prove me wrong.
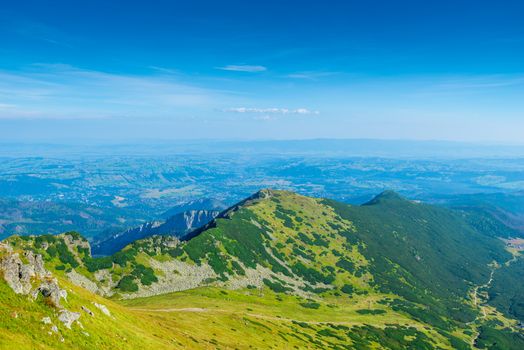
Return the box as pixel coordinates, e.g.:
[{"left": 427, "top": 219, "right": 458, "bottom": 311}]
[
  {"left": 0, "top": 103, "right": 17, "bottom": 109},
  {"left": 286, "top": 71, "right": 338, "bottom": 80},
  {"left": 5, "top": 18, "right": 74, "bottom": 48},
  {"left": 0, "top": 64, "right": 231, "bottom": 119},
  {"left": 433, "top": 75, "right": 524, "bottom": 90},
  {"left": 217, "top": 65, "right": 267, "bottom": 72},
  {"left": 225, "top": 107, "right": 319, "bottom": 115},
  {"left": 148, "top": 66, "right": 180, "bottom": 75}
]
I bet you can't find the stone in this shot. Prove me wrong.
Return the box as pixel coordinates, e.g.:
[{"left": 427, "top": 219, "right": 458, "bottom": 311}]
[
  {"left": 32, "top": 278, "right": 67, "bottom": 308},
  {"left": 66, "top": 270, "right": 100, "bottom": 294},
  {"left": 58, "top": 310, "right": 80, "bottom": 329},
  {"left": 26, "top": 251, "right": 47, "bottom": 278},
  {"left": 0, "top": 253, "right": 34, "bottom": 294},
  {"left": 81, "top": 306, "right": 94, "bottom": 317},
  {"left": 0, "top": 242, "right": 12, "bottom": 252},
  {"left": 92, "top": 302, "right": 111, "bottom": 317},
  {"left": 0, "top": 248, "right": 51, "bottom": 296}
]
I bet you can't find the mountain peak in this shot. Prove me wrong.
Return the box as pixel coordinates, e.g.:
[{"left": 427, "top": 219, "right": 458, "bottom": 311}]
[{"left": 363, "top": 190, "right": 406, "bottom": 205}]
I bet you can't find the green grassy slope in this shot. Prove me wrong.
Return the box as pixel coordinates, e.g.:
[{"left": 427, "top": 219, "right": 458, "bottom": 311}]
[
  {"left": 324, "top": 191, "right": 510, "bottom": 325},
  {"left": 2, "top": 189, "right": 524, "bottom": 348}
]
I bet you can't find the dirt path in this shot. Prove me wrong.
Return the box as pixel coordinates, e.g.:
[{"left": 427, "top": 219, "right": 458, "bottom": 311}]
[
  {"left": 470, "top": 254, "right": 520, "bottom": 348},
  {"left": 470, "top": 268, "right": 495, "bottom": 347},
  {"left": 129, "top": 306, "right": 423, "bottom": 328}
]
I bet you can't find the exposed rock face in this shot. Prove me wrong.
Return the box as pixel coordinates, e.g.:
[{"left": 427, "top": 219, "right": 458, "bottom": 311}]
[
  {"left": 67, "top": 270, "right": 101, "bottom": 295},
  {"left": 0, "top": 242, "right": 12, "bottom": 252},
  {"left": 124, "top": 258, "right": 216, "bottom": 298},
  {"left": 1, "top": 241, "right": 82, "bottom": 335},
  {"left": 93, "top": 269, "right": 117, "bottom": 297},
  {"left": 0, "top": 251, "right": 48, "bottom": 294},
  {"left": 32, "top": 278, "right": 67, "bottom": 308},
  {"left": 58, "top": 309, "right": 80, "bottom": 329},
  {"left": 25, "top": 250, "right": 47, "bottom": 277},
  {"left": 0, "top": 244, "right": 67, "bottom": 308},
  {"left": 62, "top": 233, "right": 91, "bottom": 256},
  {"left": 92, "top": 208, "right": 220, "bottom": 255},
  {"left": 0, "top": 253, "right": 33, "bottom": 294}
]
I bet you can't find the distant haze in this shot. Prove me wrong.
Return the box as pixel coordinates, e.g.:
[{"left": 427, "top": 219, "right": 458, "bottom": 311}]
[{"left": 2, "top": 139, "right": 524, "bottom": 159}]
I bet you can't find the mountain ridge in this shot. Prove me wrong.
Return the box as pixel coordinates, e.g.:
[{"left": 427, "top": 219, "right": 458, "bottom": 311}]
[
  {"left": 2, "top": 189, "right": 524, "bottom": 348},
  {"left": 92, "top": 209, "right": 220, "bottom": 255}
]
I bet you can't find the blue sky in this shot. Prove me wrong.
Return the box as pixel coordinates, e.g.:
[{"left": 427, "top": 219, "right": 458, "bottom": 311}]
[{"left": 0, "top": 0, "right": 523, "bottom": 143}]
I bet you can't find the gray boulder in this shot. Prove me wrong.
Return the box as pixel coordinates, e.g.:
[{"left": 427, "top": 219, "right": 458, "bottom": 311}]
[
  {"left": 25, "top": 251, "right": 47, "bottom": 277},
  {"left": 81, "top": 305, "right": 94, "bottom": 317},
  {"left": 93, "top": 302, "right": 111, "bottom": 317},
  {"left": 58, "top": 310, "right": 80, "bottom": 329},
  {"left": 32, "top": 278, "right": 68, "bottom": 308},
  {"left": 0, "top": 253, "right": 34, "bottom": 294},
  {"left": 0, "top": 248, "right": 49, "bottom": 295}
]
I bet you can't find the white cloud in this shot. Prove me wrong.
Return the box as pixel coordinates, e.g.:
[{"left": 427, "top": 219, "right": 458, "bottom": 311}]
[
  {"left": 0, "top": 103, "right": 16, "bottom": 109},
  {"left": 225, "top": 107, "right": 319, "bottom": 115},
  {"left": 286, "top": 71, "right": 338, "bottom": 80},
  {"left": 217, "top": 65, "right": 267, "bottom": 72},
  {"left": 253, "top": 115, "right": 274, "bottom": 121}
]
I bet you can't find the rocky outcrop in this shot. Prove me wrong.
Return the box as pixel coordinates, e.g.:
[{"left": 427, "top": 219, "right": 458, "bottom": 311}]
[
  {"left": 123, "top": 258, "right": 216, "bottom": 298},
  {"left": 62, "top": 233, "right": 91, "bottom": 255},
  {"left": 1, "top": 243, "right": 68, "bottom": 308},
  {"left": 0, "top": 253, "right": 33, "bottom": 294},
  {"left": 0, "top": 242, "right": 12, "bottom": 252},
  {"left": 1, "top": 241, "right": 85, "bottom": 336},
  {"left": 32, "top": 278, "right": 67, "bottom": 308},
  {"left": 25, "top": 250, "right": 47, "bottom": 277},
  {"left": 0, "top": 250, "right": 48, "bottom": 294},
  {"left": 67, "top": 270, "right": 100, "bottom": 295},
  {"left": 58, "top": 309, "right": 80, "bottom": 329}
]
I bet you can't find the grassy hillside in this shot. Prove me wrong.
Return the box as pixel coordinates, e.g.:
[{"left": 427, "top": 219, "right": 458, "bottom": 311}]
[
  {"left": 2, "top": 189, "right": 524, "bottom": 348},
  {"left": 324, "top": 192, "right": 510, "bottom": 324}
]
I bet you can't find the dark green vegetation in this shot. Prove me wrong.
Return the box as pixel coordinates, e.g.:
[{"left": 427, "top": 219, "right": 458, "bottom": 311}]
[
  {"left": 488, "top": 258, "right": 524, "bottom": 321},
  {"left": 325, "top": 191, "right": 511, "bottom": 327},
  {"left": 3, "top": 189, "right": 524, "bottom": 349},
  {"left": 476, "top": 325, "right": 524, "bottom": 350}
]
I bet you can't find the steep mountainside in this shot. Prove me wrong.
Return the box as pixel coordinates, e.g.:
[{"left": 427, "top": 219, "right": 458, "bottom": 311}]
[
  {"left": 92, "top": 209, "right": 220, "bottom": 255},
  {"left": 2, "top": 189, "right": 524, "bottom": 349},
  {"left": 161, "top": 198, "right": 227, "bottom": 219},
  {"left": 3, "top": 240, "right": 373, "bottom": 349},
  {"left": 441, "top": 192, "right": 524, "bottom": 235}
]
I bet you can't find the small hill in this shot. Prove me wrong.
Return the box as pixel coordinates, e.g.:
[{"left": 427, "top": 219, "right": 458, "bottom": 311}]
[{"left": 363, "top": 190, "right": 407, "bottom": 205}]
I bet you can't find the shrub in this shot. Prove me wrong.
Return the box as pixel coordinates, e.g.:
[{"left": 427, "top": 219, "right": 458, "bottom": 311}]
[
  {"left": 300, "top": 301, "right": 321, "bottom": 309},
  {"left": 85, "top": 256, "right": 113, "bottom": 272},
  {"left": 117, "top": 275, "right": 139, "bottom": 292}
]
